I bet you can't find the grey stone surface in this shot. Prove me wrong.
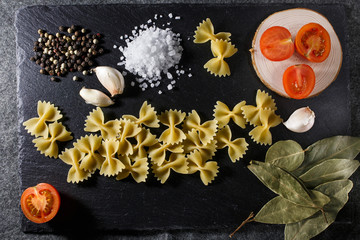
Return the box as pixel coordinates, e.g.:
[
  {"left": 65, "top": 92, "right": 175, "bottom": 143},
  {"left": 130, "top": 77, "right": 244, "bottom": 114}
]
[{"left": 1, "top": 0, "right": 359, "bottom": 239}]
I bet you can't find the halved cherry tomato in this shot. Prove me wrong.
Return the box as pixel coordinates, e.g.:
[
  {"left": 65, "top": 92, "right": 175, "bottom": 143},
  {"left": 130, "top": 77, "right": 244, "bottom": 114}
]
[
  {"left": 283, "top": 64, "right": 315, "bottom": 99},
  {"left": 20, "top": 183, "right": 60, "bottom": 223},
  {"left": 260, "top": 26, "right": 294, "bottom": 61},
  {"left": 295, "top": 23, "right": 331, "bottom": 62}
]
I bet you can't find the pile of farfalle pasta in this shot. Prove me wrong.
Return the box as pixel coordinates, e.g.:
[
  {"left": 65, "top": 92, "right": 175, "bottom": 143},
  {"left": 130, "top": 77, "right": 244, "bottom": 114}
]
[
  {"left": 193, "top": 18, "right": 237, "bottom": 77},
  {"left": 23, "top": 90, "right": 281, "bottom": 185}
]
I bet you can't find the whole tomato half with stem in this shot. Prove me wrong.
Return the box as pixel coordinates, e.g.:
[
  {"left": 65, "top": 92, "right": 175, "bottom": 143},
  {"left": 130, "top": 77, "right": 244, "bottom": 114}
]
[
  {"left": 20, "top": 183, "right": 61, "bottom": 223},
  {"left": 260, "top": 26, "right": 294, "bottom": 61},
  {"left": 295, "top": 22, "right": 331, "bottom": 62}
]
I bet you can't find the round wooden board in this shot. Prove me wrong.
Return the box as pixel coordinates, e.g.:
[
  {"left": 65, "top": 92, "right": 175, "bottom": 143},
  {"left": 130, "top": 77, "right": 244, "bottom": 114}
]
[{"left": 251, "top": 8, "right": 343, "bottom": 98}]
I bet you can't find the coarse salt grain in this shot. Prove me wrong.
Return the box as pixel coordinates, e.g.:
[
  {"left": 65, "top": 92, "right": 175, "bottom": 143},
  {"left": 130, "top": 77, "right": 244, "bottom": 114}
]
[{"left": 168, "top": 13, "right": 173, "bottom": 18}]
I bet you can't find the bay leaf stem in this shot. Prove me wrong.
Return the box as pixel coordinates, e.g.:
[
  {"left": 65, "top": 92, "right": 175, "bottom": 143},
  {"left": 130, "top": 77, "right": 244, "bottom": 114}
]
[{"left": 229, "top": 212, "right": 255, "bottom": 238}]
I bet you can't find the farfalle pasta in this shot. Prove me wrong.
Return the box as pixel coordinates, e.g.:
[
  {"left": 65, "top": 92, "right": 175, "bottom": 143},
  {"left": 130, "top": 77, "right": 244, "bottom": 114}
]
[
  {"left": 73, "top": 134, "right": 104, "bottom": 172},
  {"left": 59, "top": 148, "right": 91, "bottom": 183},
  {"left": 117, "top": 119, "right": 142, "bottom": 156},
  {"left": 123, "top": 101, "right": 160, "bottom": 128},
  {"left": 249, "top": 109, "right": 282, "bottom": 145},
  {"left": 116, "top": 156, "right": 149, "bottom": 183},
  {"left": 152, "top": 153, "right": 188, "bottom": 184},
  {"left": 204, "top": 39, "right": 238, "bottom": 77},
  {"left": 158, "top": 110, "right": 186, "bottom": 144},
  {"left": 183, "top": 129, "right": 217, "bottom": 161},
  {"left": 132, "top": 128, "right": 157, "bottom": 158},
  {"left": 213, "top": 101, "right": 247, "bottom": 128},
  {"left": 148, "top": 142, "right": 184, "bottom": 166},
  {"left": 84, "top": 107, "right": 121, "bottom": 139},
  {"left": 215, "top": 125, "right": 248, "bottom": 162},
  {"left": 182, "top": 110, "right": 218, "bottom": 145},
  {"left": 241, "top": 89, "right": 277, "bottom": 126},
  {"left": 23, "top": 101, "right": 63, "bottom": 137},
  {"left": 98, "top": 139, "right": 125, "bottom": 177},
  {"left": 33, "top": 121, "right": 73, "bottom": 158},
  {"left": 193, "top": 18, "right": 231, "bottom": 43},
  {"left": 186, "top": 150, "right": 219, "bottom": 186}
]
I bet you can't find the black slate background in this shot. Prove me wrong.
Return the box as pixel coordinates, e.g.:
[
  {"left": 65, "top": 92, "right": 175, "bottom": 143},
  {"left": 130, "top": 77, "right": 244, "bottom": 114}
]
[{"left": 13, "top": 2, "right": 357, "bottom": 240}]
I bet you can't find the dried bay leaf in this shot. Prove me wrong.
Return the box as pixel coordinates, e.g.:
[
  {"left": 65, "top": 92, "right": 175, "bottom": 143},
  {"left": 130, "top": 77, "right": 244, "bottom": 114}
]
[
  {"left": 248, "top": 161, "right": 317, "bottom": 208},
  {"left": 265, "top": 140, "right": 304, "bottom": 171},
  {"left": 293, "top": 136, "right": 360, "bottom": 176},
  {"left": 254, "top": 189, "right": 329, "bottom": 224},
  {"left": 299, "top": 159, "right": 360, "bottom": 188},
  {"left": 284, "top": 179, "right": 353, "bottom": 240}
]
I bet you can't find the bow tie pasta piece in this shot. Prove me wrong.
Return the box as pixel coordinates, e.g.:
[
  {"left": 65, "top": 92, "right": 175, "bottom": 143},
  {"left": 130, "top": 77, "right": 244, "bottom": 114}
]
[
  {"left": 193, "top": 18, "right": 231, "bottom": 43},
  {"left": 213, "top": 101, "right": 247, "bottom": 128},
  {"left": 249, "top": 109, "right": 282, "bottom": 146},
  {"left": 183, "top": 129, "right": 217, "bottom": 161},
  {"left": 158, "top": 110, "right": 187, "bottom": 144},
  {"left": 149, "top": 142, "right": 184, "bottom": 166},
  {"left": 123, "top": 101, "right": 160, "bottom": 128},
  {"left": 116, "top": 156, "right": 149, "bottom": 183},
  {"left": 241, "top": 90, "right": 277, "bottom": 126},
  {"left": 132, "top": 128, "right": 158, "bottom": 158},
  {"left": 117, "top": 119, "right": 142, "bottom": 156},
  {"left": 182, "top": 110, "right": 218, "bottom": 145},
  {"left": 23, "top": 101, "right": 63, "bottom": 137},
  {"left": 215, "top": 125, "right": 248, "bottom": 162},
  {"left": 98, "top": 139, "right": 125, "bottom": 177},
  {"left": 84, "top": 107, "right": 121, "bottom": 140},
  {"left": 59, "top": 148, "right": 91, "bottom": 183},
  {"left": 186, "top": 150, "right": 219, "bottom": 186},
  {"left": 152, "top": 153, "right": 188, "bottom": 184},
  {"left": 32, "top": 122, "right": 73, "bottom": 158},
  {"left": 73, "top": 135, "right": 104, "bottom": 172},
  {"left": 204, "top": 39, "right": 238, "bottom": 77}
]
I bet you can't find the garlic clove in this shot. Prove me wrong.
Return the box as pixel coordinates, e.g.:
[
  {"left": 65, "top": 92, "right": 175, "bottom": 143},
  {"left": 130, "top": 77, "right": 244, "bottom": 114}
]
[
  {"left": 283, "top": 107, "right": 315, "bottom": 133},
  {"left": 79, "top": 87, "right": 115, "bottom": 107},
  {"left": 93, "top": 66, "right": 125, "bottom": 97}
]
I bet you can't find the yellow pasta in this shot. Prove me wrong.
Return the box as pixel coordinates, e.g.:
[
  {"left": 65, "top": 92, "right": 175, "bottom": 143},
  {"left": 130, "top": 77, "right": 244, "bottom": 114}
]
[
  {"left": 116, "top": 156, "right": 149, "bottom": 183},
  {"left": 23, "top": 100, "right": 63, "bottom": 137},
  {"left": 84, "top": 107, "right": 121, "bottom": 140},
  {"left": 123, "top": 101, "right": 160, "bottom": 128},
  {"left": 241, "top": 90, "right": 277, "bottom": 126},
  {"left": 249, "top": 109, "right": 282, "bottom": 146},
  {"left": 186, "top": 150, "right": 219, "bottom": 186},
  {"left": 215, "top": 125, "right": 248, "bottom": 162},
  {"left": 204, "top": 39, "right": 238, "bottom": 77},
  {"left": 59, "top": 148, "right": 91, "bottom": 183},
  {"left": 152, "top": 153, "right": 188, "bottom": 184},
  {"left": 183, "top": 129, "right": 217, "bottom": 161},
  {"left": 213, "top": 101, "right": 247, "bottom": 128},
  {"left": 158, "top": 110, "right": 186, "bottom": 144},
  {"left": 182, "top": 110, "right": 218, "bottom": 145},
  {"left": 98, "top": 139, "right": 125, "bottom": 177},
  {"left": 193, "top": 18, "right": 231, "bottom": 43},
  {"left": 32, "top": 121, "right": 73, "bottom": 158},
  {"left": 73, "top": 134, "right": 104, "bottom": 172},
  {"left": 132, "top": 128, "right": 157, "bottom": 158},
  {"left": 148, "top": 142, "right": 184, "bottom": 166},
  {"left": 117, "top": 119, "right": 142, "bottom": 156}
]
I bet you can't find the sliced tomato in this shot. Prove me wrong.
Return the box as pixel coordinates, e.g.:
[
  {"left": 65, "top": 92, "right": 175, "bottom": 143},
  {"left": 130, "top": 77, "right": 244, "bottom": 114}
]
[
  {"left": 260, "top": 26, "right": 294, "bottom": 61},
  {"left": 20, "top": 183, "right": 60, "bottom": 223},
  {"left": 283, "top": 64, "right": 316, "bottom": 99},
  {"left": 295, "top": 23, "right": 331, "bottom": 62}
]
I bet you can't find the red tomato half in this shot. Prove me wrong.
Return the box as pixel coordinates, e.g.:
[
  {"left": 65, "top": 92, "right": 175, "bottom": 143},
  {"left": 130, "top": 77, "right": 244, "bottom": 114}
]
[
  {"left": 20, "top": 183, "right": 60, "bottom": 223},
  {"left": 283, "top": 64, "right": 316, "bottom": 99},
  {"left": 260, "top": 26, "right": 294, "bottom": 61},
  {"left": 295, "top": 23, "right": 331, "bottom": 62}
]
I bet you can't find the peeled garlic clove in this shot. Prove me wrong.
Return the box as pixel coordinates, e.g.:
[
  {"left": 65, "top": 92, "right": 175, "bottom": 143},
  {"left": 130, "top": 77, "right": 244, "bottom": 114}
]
[
  {"left": 79, "top": 87, "right": 115, "bottom": 107},
  {"left": 93, "top": 66, "right": 125, "bottom": 97},
  {"left": 283, "top": 107, "right": 315, "bottom": 133}
]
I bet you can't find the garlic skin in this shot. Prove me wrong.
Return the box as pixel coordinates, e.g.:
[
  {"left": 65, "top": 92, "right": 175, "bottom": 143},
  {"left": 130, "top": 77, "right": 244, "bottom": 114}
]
[
  {"left": 93, "top": 66, "right": 125, "bottom": 97},
  {"left": 283, "top": 107, "right": 315, "bottom": 133},
  {"left": 79, "top": 87, "right": 115, "bottom": 107}
]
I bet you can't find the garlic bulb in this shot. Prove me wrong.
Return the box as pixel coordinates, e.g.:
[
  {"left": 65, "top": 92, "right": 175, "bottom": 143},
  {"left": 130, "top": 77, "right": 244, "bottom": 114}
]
[
  {"left": 93, "top": 66, "right": 125, "bottom": 97},
  {"left": 79, "top": 87, "right": 115, "bottom": 107},
  {"left": 283, "top": 107, "right": 315, "bottom": 133}
]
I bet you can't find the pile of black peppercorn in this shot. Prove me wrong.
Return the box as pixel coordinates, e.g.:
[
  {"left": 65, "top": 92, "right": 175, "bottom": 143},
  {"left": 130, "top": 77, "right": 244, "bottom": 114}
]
[{"left": 30, "top": 25, "right": 104, "bottom": 80}]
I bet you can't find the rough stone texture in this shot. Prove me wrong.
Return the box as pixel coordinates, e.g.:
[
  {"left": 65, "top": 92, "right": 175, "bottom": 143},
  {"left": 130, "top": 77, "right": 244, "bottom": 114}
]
[{"left": 1, "top": 0, "right": 359, "bottom": 239}]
